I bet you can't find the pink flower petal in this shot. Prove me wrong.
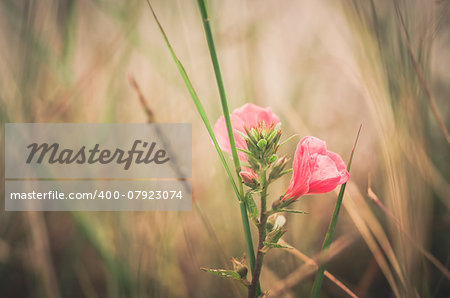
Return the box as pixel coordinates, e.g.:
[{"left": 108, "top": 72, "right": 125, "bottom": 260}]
[
  {"left": 307, "top": 154, "right": 342, "bottom": 194},
  {"left": 233, "top": 103, "right": 280, "bottom": 129},
  {"left": 326, "top": 151, "right": 350, "bottom": 184},
  {"left": 283, "top": 136, "right": 350, "bottom": 201},
  {"left": 283, "top": 139, "right": 311, "bottom": 200},
  {"left": 213, "top": 103, "right": 281, "bottom": 161},
  {"left": 301, "top": 136, "right": 327, "bottom": 155}
]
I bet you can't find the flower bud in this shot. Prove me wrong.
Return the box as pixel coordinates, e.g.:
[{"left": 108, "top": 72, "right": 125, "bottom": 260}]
[
  {"left": 267, "top": 154, "right": 278, "bottom": 164},
  {"left": 273, "top": 215, "right": 286, "bottom": 229},
  {"left": 266, "top": 214, "right": 277, "bottom": 231},
  {"left": 265, "top": 224, "right": 287, "bottom": 244},
  {"left": 239, "top": 169, "right": 259, "bottom": 188},
  {"left": 269, "top": 155, "right": 288, "bottom": 180},
  {"left": 257, "top": 139, "right": 267, "bottom": 151},
  {"left": 232, "top": 257, "right": 248, "bottom": 279}
]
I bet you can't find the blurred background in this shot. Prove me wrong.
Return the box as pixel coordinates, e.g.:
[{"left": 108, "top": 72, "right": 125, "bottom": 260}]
[{"left": 0, "top": 0, "right": 449, "bottom": 297}]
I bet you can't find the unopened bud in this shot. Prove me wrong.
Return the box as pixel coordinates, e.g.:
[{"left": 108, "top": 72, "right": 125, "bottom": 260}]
[
  {"left": 269, "top": 156, "right": 288, "bottom": 180},
  {"left": 232, "top": 257, "right": 248, "bottom": 279},
  {"left": 239, "top": 169, "right": 259, "bottom": 188},
  {"left": 257, "top": 139, "right": 267, "bottom": 151},
  {"left": 273, "top": 215, "right": 286, "bottom": 229},
  {"left": 267, "top": 154, "right": 278, "bottom": 164}
]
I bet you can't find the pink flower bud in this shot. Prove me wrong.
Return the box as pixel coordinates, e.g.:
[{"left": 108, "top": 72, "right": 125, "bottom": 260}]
[
  {"left": 239, "top": 168, "right": 259, "bottom": 188},
  {"left": 282, "top": 136, "right": 349, "bottom": 202}
]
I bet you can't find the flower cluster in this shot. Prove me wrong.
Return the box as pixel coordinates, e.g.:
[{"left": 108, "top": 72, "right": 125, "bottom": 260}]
[
  {"left": 214, "top": 103, "right": 349, "bottom": 208},
  {"left": 208, "top": 103, "right": 351, "bottom": 295}
]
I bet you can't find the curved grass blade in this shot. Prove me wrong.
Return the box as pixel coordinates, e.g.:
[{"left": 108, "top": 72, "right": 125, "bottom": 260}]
[
  {"left": 145, "top": 0, "right": 238, "bottom": 197},
  {"left": 310, "top": 125, "right": 362, "bottom": 298}
]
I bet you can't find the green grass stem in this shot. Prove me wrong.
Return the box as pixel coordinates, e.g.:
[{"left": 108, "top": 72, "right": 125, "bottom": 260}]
[
  {"left": 310, "top": 125, "right": 362, "bottom": 298},
  {"left": 195, "top": 0, "right": 257, "bottom": 283}
]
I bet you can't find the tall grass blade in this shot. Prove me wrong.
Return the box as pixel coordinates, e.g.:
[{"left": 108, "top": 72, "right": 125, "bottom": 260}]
[
  {"left": 145, "top": 0, "right": 238, "bottom": 197},
  {"left": 195, "top": 0, "right": 258, "bottom": 285},
  {"left": 145, "top": 1, "right": 257, "bottom": 284},
  {"left": 310, "top": 125, "right": 362, "bottom": 298}
]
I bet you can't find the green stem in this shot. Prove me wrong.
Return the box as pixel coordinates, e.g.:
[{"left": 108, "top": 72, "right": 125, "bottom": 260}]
[
  {"left": 248, "top": 168, "right": 268, "bottom": 297},
  {"left": 310, "top": 183, "right": 348, "bottom": 298},
  {"left": 196, "top": 0, "right": 257, "bottom": 280},
  {"left": 310, "top": 125, "right": 361, "bottom": 298}
]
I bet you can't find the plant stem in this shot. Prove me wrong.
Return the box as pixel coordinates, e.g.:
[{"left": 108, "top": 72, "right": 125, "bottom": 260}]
[
  {"left": 310, "top": 125, "right": 361, "bottom": 298},
  {"left": 248, "top": 168, "right": 268, "bottom": 298},
  {"left": 310, "top": 183, "right": 348, "bottom": 298},
  {"left": 196, "top": 0, "right": 257, "bottom": 279}
]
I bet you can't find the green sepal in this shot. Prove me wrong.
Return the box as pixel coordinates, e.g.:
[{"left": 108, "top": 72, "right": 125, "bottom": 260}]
[{"left": 265, "top": 227, "right": 286, "bottom": 245}]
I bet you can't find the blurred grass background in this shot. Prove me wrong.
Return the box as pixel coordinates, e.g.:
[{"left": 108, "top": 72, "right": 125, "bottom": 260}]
[{"left": 0, "top": 0, "right": 449, "bottom": 297}]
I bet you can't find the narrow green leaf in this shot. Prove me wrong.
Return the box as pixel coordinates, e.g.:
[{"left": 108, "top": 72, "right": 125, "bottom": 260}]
[
  {"left": 310, "top": 125, "right": 362, "bottom": 298},
  {"left": 263, "top": 241, "right": 293, "bottom": 249},
  {"left": 144, "top": 1, "right": 239, "bottom": 198},
  {"left": 237, "top": 148, "right": 257, "bottom": 159},
  {"left": 279, "top": 134, "right": 300, "bottom": 146},
  {"left": 201, "top": 268, "right": 241, "bottom": 280},
  {"left": 276, "top": 209, "right": 308, "bottom": 214},
  {"left": 244, "top": 192, "right": 258, "bottom": 222}
]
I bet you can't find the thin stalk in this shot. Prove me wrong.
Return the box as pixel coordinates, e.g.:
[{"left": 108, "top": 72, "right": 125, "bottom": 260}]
[
  {"left": 248, "top": 168, "right": 268, "bottom": 298},
  {"left": 310, "top": 125, "right": 362, "bottom": 298},
  {"left": 196, "top": 0, "right": 257, "bottom": 279},
  {"left": 145, "top": 1, "right": 240, "bottom": 197}
]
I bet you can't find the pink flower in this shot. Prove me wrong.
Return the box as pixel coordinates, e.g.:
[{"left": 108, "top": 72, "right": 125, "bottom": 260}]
[
  {"left": 213, "top": 103, "right": 280, "bottom": 160},
  {"left": 282, "top": 136, "right": 349, "bottom": 201}
]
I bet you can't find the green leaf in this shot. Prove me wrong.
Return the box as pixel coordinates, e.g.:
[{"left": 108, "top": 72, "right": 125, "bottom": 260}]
[
  {"left": 201, "top": 268, "right": 241, "bottom": 280},
  {"left": 276, "top": 209, "right": 308, "bottom": 214},
  {"left": 244, "top": 192, "right": 258, "bottom": 222},
  {"left": 278, "top": 168, "right": 293, "bottom": 177},
  {"left": 144, "top": 0, "right": 239, "bottom": 198},
  {"left": 263, "top": 241, "right": 293, "bottom": 250},
  {"left": 279, "top": 134, "right": 300, "bottom": 146}
]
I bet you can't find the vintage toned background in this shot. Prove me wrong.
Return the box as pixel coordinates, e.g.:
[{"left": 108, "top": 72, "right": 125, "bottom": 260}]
[{"left": 0, "top": 0, "right": 449, "bottom": 297}]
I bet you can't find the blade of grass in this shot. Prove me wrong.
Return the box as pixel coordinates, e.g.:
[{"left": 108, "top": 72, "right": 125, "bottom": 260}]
[
  {"left": 145, "top": 0, "right": 238, "bottom": 196},
  {"left": 310, "top": 125, "right": 362, "bottom": 298},
  {"left": 145, "top": 0, "right": 256, "bottom": 282},
  {"left": 195, "top": 0, "right": 258, "bottom": 291}
]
